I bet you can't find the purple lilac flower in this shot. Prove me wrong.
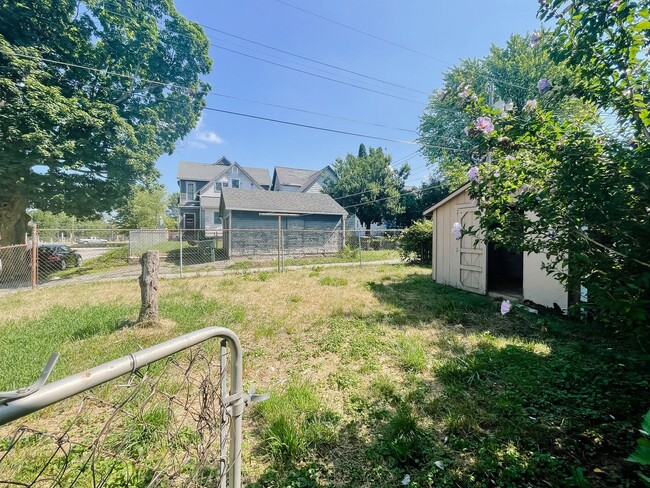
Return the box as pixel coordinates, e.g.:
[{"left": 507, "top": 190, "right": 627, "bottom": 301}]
[
  {"left": 537, "top": 78, "right": 552, "bottom": 94},
  {"left": 467, "top": 166, "right": 479, "bottom": 181},
  {"left": 470, "top": 198, "right": 478, "bottom": 206},
  {"left": 459, "top": 85, "right": 471, "bottom": 99},
  {"left": 475, "top": 116, "right": 494, "bottom": 134},
  {"left": 530, "top": 32, "right": 542, "bottom": 48},
  {"left": 523, "top": 99, "right": 538, "bottom": 111},
  {"left": 451, "top": 223, "right": 462, "bottom": 241},
  {"left": 500, "top": 300, "right": 512, "bottom": 315},
  {"left": 610, "top": 0, "right": 621, "bottom": 10}
]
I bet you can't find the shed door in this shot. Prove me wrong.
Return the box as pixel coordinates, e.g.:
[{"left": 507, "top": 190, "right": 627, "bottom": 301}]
[{"left": 456, "top": 206, "right": 486, "bottom": 294}]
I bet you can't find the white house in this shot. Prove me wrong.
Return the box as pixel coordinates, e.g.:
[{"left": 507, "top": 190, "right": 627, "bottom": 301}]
[{"left": 177, "top": 156, "right": 271, "bottom": 233}]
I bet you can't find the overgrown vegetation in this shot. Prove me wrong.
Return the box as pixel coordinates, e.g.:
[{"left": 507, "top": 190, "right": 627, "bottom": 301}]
[
  {"left": 0, "top": 266, "right": 647, "bottom": 486},
  {"left": 398, "top": 219, "right": 433, "bottom": 263}
]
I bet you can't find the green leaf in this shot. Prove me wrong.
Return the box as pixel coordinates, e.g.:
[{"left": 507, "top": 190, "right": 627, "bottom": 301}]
[{"left": 633, "top": 20, "right": 650, "bottom": 31}]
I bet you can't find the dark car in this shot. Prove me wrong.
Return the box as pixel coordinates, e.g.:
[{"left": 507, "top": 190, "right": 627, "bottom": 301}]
[{"left": 33, "top": 244, "right": 83, "bottom": 272}]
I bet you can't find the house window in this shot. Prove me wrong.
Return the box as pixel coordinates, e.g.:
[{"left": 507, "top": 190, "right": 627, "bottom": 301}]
[
  {"left": 232, "top": 167, "right": 239, "bottom": 174},
  {"left": 213, "top": 211, "right": 220, "bottom": 224},
  {"left": 214, "top": 182, "right": 223, "bottom": 192},
  {"left": 186, "top": 182, "right": 196, "bottom": 200},
  {"left": 231, "top": 179, "right": 240, "bottom": 189}
]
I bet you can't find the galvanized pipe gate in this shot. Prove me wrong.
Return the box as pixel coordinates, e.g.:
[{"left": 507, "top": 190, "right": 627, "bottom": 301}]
[{"left": 0, "top": 327, "right": 264, "bottom": 487}]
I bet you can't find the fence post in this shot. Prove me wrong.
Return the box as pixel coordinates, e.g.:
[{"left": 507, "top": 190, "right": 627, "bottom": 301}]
[
  {"left": 31, "top": 224, "right": 38, "bottom": 289},
  {"left": 179, "top": 227, "right": 184, "bottom": 278},
  {"left": 358, "top": 229, "right": 362, "bottom": 267},
  {"left": 277, "top": 216, "right": 281, "bottom": 273}
]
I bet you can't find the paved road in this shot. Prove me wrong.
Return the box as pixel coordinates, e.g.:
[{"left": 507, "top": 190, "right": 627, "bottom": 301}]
[{"left": 73, "top": 247, "right": 111, "bottom": 261}]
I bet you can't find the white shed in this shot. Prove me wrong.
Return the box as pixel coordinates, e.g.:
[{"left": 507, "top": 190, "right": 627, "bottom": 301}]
[{"left": 423, "top": 183, "right": 569, "bottom": 311}]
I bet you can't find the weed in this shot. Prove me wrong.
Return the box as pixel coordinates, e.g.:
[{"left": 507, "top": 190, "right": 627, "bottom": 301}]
[
  {"left": 397, "top": 336, "right": 428, "bottom": 373},
  {"left": 255, "top": 382, "right": 337, "bottom": 466},
  {"left": 319, "top": 276, "right": 348, "bottom": 287}
]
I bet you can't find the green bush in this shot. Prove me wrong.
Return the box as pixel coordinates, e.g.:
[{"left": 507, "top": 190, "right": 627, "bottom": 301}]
[{"left": 398, "top": 220, "right": 433, "bottom": 263}]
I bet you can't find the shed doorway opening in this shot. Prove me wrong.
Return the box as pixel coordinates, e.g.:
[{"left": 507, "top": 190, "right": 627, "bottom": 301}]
[{"left": 487, "top": 243, "right": 523, "bottom": 297}]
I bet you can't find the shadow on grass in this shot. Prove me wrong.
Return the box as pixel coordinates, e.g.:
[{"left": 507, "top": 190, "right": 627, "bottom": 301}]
[{"left": 249, "top": 271, "right": 650, "bottom": 487}]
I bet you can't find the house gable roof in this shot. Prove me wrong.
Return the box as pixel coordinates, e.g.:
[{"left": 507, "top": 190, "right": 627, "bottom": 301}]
[
  {"left": 178, "top": 159, "right": 270, "bottom": 189},
  {"left": 243, "top": 167, "right": 271, "bottom": 188},
  {"left": 220, "top": 188, "right": 347, "bottom": 216},
  {"left": 299, "top": 166, "right": 336, "bottom": 193},
  {"left": 422, "top": 182, "right": 471, "bottom": 216},
  {"left": 272, "top": 166, "right": 319, "bottom": 190},
  {"left": 196, "top": 162, "right": 265, "bottom": 194}
]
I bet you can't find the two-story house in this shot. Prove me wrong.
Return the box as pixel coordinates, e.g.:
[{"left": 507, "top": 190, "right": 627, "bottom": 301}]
[{"left": 177, "top": 156, "right": 271, "bottom": 233}]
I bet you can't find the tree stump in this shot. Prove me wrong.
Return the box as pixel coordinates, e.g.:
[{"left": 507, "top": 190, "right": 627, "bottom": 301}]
[{"left": 138, "top": 250, "right": 160, "bottom": 324}]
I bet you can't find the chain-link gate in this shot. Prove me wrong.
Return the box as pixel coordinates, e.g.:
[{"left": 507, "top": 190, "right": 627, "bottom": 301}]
[{"left": 0, "top": 327, "right": 266, "bottom": 487}]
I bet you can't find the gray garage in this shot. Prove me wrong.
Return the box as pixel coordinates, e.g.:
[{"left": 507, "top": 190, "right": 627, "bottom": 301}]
[{"left": 219, "top": 188, "right": 348, "bottom": 257}]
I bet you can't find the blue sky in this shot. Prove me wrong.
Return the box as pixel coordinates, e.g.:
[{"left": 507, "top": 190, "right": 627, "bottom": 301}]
[{"left": 157, "top": 0, "right": 541, "bottom": 191}]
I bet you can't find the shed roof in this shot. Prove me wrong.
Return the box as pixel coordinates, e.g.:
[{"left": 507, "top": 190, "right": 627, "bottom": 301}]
[
  {"left": 220, "top": 188, "right": 347, "bottom": 216},
  {"left": 422, "top": 182, "right": 471, "bottom": 216}
]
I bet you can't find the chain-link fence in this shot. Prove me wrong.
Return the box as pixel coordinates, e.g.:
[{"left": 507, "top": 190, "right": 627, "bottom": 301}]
[
  {"left": 0, "top": 228, "right": 403, "bottom": 292},
  {"left": 0, "top": 327, "right": 257, "bottom": 487},
  {"left": 0, "top": 244, "right": 33, "bottom": 291}
]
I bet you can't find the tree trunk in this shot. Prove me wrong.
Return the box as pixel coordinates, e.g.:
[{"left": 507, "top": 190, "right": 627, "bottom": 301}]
[
  {"left": 0, "top": 192, "right": 30, "bottom": 246},
  {"left": 138, "top": 251, "right": 160, "bottom": 324}
]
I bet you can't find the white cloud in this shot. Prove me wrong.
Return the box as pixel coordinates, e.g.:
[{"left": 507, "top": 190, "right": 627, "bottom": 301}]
[{"left": 195, "top": 131, "right": 224, "bottom": 144}]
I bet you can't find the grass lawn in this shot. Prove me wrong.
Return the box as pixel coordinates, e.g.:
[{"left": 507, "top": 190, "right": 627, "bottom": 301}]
[
  {"left": 0, "top": 265, "right": 648, "bottom": 487},
  {"left": 227, "top": 248, "right": 399, "bottom": 270}
]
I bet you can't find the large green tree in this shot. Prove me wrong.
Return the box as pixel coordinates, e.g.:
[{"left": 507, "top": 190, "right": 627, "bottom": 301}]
[
  {"left": 396, "top": 176, "right": 449, "bottom": 228},
  {"left": 418, "top": 33, "right": 592, "bottom": 187},
  {"left": 325, "top": 145, "right": 410, "bottom": 230},
  {"left": 0, "top": 0, "right": 211, "bottom": 244}
]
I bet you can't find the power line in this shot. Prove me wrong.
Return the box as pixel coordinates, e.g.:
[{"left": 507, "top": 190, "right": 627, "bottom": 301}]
[
  {"left": 100, "top": 0, "right": 428, "bottom": 97},
  {"left": 199, "top": 25, "right": 430, "bottom": 96},
  {"left": 94, "top": 2, "right": 424, "bottom": 104},
  {"left": 1, "top": 48, "right": 533, "bottom": 157},
  {"left": 212, "top": 45, "right": 423, "bottom": 104},
  {"left": 201, "top": 106, "right": 418, "bottom": 144},
  {"left": 274, "top": 0, "right": 453, "bottom": 65},
  {"left": 211, "top": 92, "right": 418, "bottom": 134}
]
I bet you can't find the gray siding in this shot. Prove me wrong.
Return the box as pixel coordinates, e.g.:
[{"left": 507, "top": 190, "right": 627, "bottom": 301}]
[{"left": 227, "top": 211, "right": 343, "bottom": 256}]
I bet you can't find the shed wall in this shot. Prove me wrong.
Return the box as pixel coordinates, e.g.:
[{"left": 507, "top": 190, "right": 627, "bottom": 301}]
[
  {"left": 432, "top": 189, "right": 477, "bottom": 289},
  {"left": 523, "top": 253, "right": 569, "bottom": 311},
  {"left": 228, "top": 211, "right": 343, "bottom": 256}
]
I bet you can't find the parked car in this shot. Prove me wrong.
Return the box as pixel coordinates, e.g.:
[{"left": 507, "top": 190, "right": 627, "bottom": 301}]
[
  {"left": 77, "top": 236, "right": 108, "bottom": 245},
  {"left": 32, "top": 244, "right": 83, "bottom": 271}
]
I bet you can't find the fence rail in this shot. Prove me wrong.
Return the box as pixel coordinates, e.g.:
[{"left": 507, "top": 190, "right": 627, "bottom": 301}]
[{"left": 0, "top": 327, "right": 260, "bottom": 487}]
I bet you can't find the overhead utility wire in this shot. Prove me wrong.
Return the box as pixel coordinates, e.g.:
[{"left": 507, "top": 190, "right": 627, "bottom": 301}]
[
  {"left": 94, "top": 3, "right": 424, "bottom": 104},
  {"left": 272, "top": 1, "right": 544, "bottom": 95},
  {"left": 2, "top": 48, "right": 417, "bottom": 134},
  {"left": 274, "top": 0, "right": 452, "bottom": 65},
  {"left": 198, "top": 24, "right": 430, "bottom": 96},
  {"left": 1, "top": 49, "right": 532, "bottom": 156}
]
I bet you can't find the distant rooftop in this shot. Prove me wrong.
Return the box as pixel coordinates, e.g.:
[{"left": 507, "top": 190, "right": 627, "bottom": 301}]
[{"left": 220, "top": 188, "right": 347, "bottom": 216}]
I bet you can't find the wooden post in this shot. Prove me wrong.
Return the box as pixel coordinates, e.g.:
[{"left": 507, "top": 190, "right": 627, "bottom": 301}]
[
  {"left": 138, "top": 250, "right": 160, "bottom": 324},
  {"left": 31, "top": 224, "right": 38, "bottom": 289}
]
